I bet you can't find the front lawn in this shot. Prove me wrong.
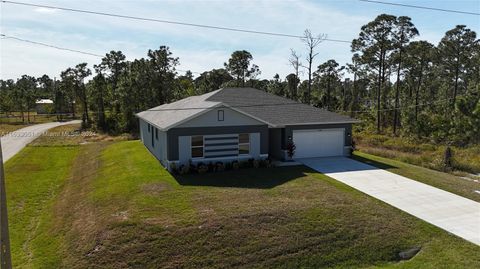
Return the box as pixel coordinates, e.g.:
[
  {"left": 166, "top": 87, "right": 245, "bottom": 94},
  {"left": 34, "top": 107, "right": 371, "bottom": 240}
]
[
  {"left": 5, "top": 140, "right": 479, "bottom": 268},
  {"left": 353, "top": 151, "right": 480, "bottom": 202}
]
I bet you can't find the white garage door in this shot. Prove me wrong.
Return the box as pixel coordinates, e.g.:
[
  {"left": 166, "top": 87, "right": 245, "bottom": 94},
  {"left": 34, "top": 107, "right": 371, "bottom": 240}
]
[{"left": 292, "top": 129, "right": 345, "bottom": 158}]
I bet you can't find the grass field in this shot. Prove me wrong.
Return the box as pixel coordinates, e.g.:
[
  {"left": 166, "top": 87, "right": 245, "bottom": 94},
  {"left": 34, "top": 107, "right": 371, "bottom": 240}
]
[
  {"left": 5, "top": 140, "right": 480, "bottom": 268},
  {"left": 355, "top": 132, "right": 480, "bottom": 175}
]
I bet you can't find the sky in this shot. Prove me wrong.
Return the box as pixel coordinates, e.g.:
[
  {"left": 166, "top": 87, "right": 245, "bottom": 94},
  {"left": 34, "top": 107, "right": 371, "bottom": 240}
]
[{"left": 1, "top": 0, "right": 479, "bottom": 81}]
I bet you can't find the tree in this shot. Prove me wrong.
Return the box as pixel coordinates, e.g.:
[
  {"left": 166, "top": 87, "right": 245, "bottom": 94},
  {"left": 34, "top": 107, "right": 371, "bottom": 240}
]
[
  {"left": 286, "top": 73, "right": 300, "bottom": 99},
  {"left": 37, "top": 75, "right": 54, "bottom": 99},
  {"left": 301, "top": 29, "right": 326, "bottom": 104},
  {"left": 194, "top": 68, "right": 233, "bottom": 93},
  {"left": 224, "top": 50, "right": 255, "bottom": 87},
  {"left": 15, "top": 75, "right": 37, "bottom": 123},
  {"left": 267, "top": 74, "right": 284, "bottom": 96},
  {"left": 403, "top": 41, "right": 434, "bottom": 121},
  {"left": 315, "top": 59, "right": 345, "bottom": 110},
  {"left": 247, "top": 64, "right": 261, "bottom": 87},
  {"left": 0, "top": 80, "right": 15, "bottom": 116},
  {"left": 392, "top": 16, "right": 418, "bottom": 135},
  {"left": 73, "top": 63, "right": 92, "bottom": 128},
  {"left": 352, "top": 14, "right": 397, "bottom": 133},
  {"left": 89, "top": 73, "right": 107, "bottom": 131},
  {"left": 288, "top": 49, "right": 302, "bottom": 99},
  {"left": 95, "top": 51, "right": 127, "bottom": 117},
  {"left": 346, "top": 53, "right": 361, "bottom": 117},
  {"left": 437, "top": 25, "right": 477, "bottom": 108},
  {"left": 147, "top": 46, "right": 179, "bottom": 105}
]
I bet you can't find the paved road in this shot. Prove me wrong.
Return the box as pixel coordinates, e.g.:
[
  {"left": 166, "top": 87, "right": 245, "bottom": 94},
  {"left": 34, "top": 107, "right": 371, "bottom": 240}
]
[
  {"left": 299, "top": 157, "right": 480, "bottom": 246},
  {"left": 1, "top": 120, "right": 81, "bottom": 163}
]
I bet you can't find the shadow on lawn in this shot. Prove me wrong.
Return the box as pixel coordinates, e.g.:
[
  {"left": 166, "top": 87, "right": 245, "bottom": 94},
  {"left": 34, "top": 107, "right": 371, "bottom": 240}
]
[
  {"left": 351, "top": 154, "right": 397, "bottom": 170},
  {"left": 174, "top": 166, "right": 311, "bottom": 189}
]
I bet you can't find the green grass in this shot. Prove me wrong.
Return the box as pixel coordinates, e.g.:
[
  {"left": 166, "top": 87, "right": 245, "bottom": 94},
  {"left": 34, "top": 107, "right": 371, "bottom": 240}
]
[
  {"left": 6, "top": 140, "right": 480, "bottom": 268},
  {"left": 5, "top": 146, "right": 79, "bottom": 268},
  {"left": 353, "top": 151, "right": 480, "bottom": 202},
  {"left": 355, "top": 132, "right": 480, "bottom": 175}
]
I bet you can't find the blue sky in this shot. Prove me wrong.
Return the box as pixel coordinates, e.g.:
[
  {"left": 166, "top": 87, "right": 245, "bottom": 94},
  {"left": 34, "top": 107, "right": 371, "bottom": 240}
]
[{"left": 1, "top": 0, "right": 479, "bottom": 80}]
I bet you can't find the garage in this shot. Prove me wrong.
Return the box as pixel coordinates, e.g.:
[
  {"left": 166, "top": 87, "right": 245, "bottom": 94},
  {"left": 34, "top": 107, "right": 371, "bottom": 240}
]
[{"left": 292, "top": 128, "right": 345, "bottom": 158}]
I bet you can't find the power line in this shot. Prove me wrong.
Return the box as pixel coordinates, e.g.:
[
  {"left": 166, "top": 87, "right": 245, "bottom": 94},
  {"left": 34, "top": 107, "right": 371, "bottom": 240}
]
[
  {"left": 1, "top": 34, "right": 103, "bottom": 57},
  {"left": 0, "top": 34, "right": 202, "bottom": 75},
  {"left": 359, "top": 0, "right": 480, "bottom": 16},
  {"left": 1, "top": 0, "right": 352, "bottom": 44}
]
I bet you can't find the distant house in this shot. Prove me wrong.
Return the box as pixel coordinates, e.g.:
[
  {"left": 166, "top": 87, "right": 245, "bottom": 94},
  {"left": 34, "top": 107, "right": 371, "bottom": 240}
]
[
  {"left": 136, "top": 88, "right": 358, "bottom": 170},
  {"left": 35, "top": 99, "right": 54, "bottom": 114}
]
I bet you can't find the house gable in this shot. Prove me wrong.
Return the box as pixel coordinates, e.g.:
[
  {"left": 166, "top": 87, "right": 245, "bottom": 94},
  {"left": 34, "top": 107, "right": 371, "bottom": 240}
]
[{"left": 175, "top": 107, "right": 266, "bottom": 128}]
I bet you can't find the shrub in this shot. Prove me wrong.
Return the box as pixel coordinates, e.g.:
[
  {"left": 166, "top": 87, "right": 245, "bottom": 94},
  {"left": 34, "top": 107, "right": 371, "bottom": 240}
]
[
  {"left": 179, "top": 165, "right": 190, "bottom": 175},
  {"left": 232, "top": 161, "right": 240, "bottom": 170},
  {"left": 198, "top": 164, "right": 208, "bottom": 174},
  {"left": 286, "top": 142, "right": 296, "bottom": 159},
  {"left": 225, "top": 161, "right": 233, "bottom": 170},
  {"left": 239, "top": 160, "right": 249, "bottom": 168},
  {"left": 169, "top": 162, "right": 178, "bottom": 174},
  {"left": 208, "top": 162, "right": 215, "bottom": 172},
  {"left": 216, "top": 162, "right": 225, "bottom": 172}
]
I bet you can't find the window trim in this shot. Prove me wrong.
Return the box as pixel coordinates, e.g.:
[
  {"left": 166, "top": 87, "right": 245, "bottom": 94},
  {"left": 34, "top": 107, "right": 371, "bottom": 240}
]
[
  {"left": 191, "top": 135, "right": 204, "bottom": 158},
  {"left": 238, "top": 133, "right": 250, "bottom": 155},
  {"left": 217, "top": 110, "right": 224, "bottom": 121}
]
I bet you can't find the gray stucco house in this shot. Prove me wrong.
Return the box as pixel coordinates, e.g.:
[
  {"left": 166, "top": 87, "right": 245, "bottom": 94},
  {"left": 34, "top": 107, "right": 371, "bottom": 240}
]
[{"left": 136, "top": 87, "right": 357, "bottom": 170}]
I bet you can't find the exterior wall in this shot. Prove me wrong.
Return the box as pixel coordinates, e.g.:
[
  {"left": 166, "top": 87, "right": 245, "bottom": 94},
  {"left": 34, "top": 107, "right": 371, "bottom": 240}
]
[
  {"left": 177, "top": 107, "right": 265, "bottom": 128},
  {"left": 167, "top": 125, "right": 268, "bottom": 163},
  {"left": 139, "top": 119, "right": 168, "bottom": 166}
]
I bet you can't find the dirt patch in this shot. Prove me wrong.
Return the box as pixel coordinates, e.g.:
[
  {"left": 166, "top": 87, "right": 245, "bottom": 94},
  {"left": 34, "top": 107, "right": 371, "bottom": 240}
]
[
  {"left": 50, "top": 142, "right": 112, "bottom": 267},
  {"left": 142, "top": 182, "right": 173, "bottom": 195}
]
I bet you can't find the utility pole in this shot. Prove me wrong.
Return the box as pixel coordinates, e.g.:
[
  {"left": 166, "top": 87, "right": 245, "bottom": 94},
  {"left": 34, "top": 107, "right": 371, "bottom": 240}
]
[{"left": 0, "top": 138, "right": 12, "bottom": 269}]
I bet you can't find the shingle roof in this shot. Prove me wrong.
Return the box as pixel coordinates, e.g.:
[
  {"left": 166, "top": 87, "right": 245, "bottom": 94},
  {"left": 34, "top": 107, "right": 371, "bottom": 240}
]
[
  {"left": 136, "top": 90, "right": 222, "bottom": 130},
  {"left": 136, "top": 87, "right": 358, "bottom": 130},
  {"left": 207, "top": 88, "right": 358, "bottom": 126}
]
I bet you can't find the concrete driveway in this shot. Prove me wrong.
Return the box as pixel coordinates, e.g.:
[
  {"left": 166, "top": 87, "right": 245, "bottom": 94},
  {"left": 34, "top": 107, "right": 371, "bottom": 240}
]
[
  {"left": 1, "top": 120, "right": 81, "bottom": 163},
  {"left": 299, "top": 157, "right": 480, "bottom": 246}
]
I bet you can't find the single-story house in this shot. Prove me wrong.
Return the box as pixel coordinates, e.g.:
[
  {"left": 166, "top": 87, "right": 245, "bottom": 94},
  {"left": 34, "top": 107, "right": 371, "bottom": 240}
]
[
  {"left": 35, "top": 99, "right": 54, "bottom": 114},
  {"left": 136, "top": 87, "right": 358, "bottom": 170}
]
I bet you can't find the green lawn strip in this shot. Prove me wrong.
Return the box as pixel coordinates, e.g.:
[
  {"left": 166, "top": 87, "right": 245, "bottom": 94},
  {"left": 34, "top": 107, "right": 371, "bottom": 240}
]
[
  {"left": 353, "top": 151, "right": 480, "bottom": 202},
  {"left": 91, "top": 140, "right": 196, "bottom": 225},
  {"left": 84, "top": 141, "right": 479, "bottom": 268},
  {"left": 5, "top": 146, "right": 79, "bottom": 268}
]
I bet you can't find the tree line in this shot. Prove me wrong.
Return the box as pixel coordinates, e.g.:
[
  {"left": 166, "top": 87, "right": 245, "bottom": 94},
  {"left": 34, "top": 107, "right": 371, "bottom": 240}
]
[{"left": 1, "top": 14, "right": 478, "bottom": 144}]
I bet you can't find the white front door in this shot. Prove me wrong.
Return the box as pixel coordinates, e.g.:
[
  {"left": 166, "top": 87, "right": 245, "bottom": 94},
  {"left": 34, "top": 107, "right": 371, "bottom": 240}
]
[{"left": 292, "top": 129, "right": 345, "bottom": 158}]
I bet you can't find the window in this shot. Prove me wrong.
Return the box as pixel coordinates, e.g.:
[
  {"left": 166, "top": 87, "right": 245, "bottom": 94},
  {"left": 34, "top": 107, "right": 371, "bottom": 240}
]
[
  {"left": 238, "top": 133, "right": 250, "bottom": 155},
  {"left": 148, "top": 123, "right": 151, "bottom": 133},
  {"left": 155, "top": 128, "right": 158, "bottom": 140},
  {"left": 191, "top": 136, "right": 204, "bottom": 158},
  {"left": 217, "top": 110, "right": 224, "bottom": 121}
]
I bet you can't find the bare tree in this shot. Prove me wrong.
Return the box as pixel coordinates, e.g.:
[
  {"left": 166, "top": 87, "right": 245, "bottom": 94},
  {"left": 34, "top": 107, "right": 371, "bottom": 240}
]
[
  {"left": 301, "top": 29, "right": 326, "bottom": 104},
  {"left": 288, "top": 49, "right": 302, "bottom": 99}
]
